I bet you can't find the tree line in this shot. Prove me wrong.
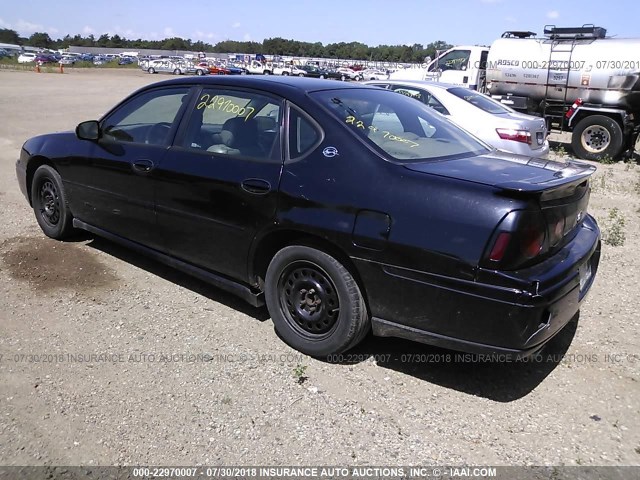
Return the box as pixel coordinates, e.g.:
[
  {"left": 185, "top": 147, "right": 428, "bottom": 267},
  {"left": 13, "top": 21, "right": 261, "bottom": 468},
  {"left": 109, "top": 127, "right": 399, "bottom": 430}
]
[{"left": 0, "top": 28, "right": 452, "bottom": 63}]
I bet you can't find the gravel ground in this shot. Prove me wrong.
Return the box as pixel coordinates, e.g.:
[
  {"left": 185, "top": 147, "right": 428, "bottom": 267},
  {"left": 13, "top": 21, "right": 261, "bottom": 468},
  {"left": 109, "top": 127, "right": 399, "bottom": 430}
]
[{"left": 0, "top": 68, "right": 638, "bottom": 467}]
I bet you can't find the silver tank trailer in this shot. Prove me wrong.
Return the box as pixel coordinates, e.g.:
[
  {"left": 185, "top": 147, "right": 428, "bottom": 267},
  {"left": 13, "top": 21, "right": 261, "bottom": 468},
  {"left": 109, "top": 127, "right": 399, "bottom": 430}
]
[{"left": 486, "top": 36, "right": 640, "bottom": 112}]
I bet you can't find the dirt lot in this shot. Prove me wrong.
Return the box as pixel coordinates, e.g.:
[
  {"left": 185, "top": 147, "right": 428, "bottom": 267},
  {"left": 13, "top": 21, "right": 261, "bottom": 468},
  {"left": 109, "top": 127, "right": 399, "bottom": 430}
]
[{"left": 0, "top": 68, "right": 638, "bottom": 468}]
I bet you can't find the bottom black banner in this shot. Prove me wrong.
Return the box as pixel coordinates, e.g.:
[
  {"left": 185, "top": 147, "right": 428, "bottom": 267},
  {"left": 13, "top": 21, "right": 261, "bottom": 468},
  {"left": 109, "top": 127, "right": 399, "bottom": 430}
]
[{"left": 0, "top": 466, "right": 637, "bottom": 480}]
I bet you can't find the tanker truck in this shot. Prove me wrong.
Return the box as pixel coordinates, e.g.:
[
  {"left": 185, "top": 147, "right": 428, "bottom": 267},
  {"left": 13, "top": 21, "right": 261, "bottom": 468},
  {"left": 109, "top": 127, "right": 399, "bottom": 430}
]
[
  {"left": 487, "top": 25, "right": 640, "bottom": 161},
  {"left": 390, "top": 25, "right": 640, "bottom": 161}
]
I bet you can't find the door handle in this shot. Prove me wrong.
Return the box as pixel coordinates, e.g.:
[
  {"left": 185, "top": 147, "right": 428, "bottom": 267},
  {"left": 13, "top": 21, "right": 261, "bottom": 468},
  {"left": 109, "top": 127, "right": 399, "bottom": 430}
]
[
  {"left": 241, "top": 178, "right": 271, "bottom": 195},
  {"left": 132, "top": 159, "right": 154, "bottom": 173}
]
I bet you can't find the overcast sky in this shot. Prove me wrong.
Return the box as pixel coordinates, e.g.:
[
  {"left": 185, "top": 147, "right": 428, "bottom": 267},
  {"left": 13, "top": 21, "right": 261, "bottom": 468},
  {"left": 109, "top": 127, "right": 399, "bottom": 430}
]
[{"left": 1, "top": 0, "right": 638, "bottom": 46}]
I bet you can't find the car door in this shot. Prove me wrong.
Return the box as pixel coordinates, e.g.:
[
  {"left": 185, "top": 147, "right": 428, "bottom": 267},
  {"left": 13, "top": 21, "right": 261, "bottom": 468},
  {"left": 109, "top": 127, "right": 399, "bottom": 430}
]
[
  {"left": 154, "top": 86, "right": 284, "bottom": 281},
  {"left": 72, "top": 86, "right": 193, "bottom": 250}
]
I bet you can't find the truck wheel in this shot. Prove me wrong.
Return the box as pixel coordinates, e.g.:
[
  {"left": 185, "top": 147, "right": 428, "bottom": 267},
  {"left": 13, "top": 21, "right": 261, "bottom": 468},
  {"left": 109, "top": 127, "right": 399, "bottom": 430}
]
[
  {"left": 571, "top": 115, "right": 623, "bottom": 161},
  {"left": 265, "top": 246, "right": 369, "bottom": 357}
]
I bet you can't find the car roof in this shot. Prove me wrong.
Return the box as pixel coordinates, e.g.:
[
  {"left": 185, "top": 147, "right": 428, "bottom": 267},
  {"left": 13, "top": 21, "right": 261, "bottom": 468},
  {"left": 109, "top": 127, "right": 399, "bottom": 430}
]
[
  {"left": 142, "top": 75, "right": 369, "bottom": 98},
  {"left": 365, "top": 79, "right": 460, "bottom": 91}
]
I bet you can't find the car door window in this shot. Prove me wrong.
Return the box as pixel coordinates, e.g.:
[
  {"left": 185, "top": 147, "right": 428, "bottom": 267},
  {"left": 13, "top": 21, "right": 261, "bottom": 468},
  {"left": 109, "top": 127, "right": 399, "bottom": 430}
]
[
  {"left": 101, "top": 87, "right": 190, "bottom": 145},
  {"left": 288, "top": 106, "right": 321, "bottom": 159},
  {"left": 182, "top": 88, "right": 282, "bottom": 162}
]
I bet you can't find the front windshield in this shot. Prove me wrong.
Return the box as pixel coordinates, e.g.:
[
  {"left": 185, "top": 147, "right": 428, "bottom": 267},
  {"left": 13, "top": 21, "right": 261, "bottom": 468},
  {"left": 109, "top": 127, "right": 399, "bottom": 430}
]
[
  {"left": 311, "top": 87, "right": 489, "bottom": 162},
  {"left": 447, "top": 87, "right": 514, "bottom": 115}
]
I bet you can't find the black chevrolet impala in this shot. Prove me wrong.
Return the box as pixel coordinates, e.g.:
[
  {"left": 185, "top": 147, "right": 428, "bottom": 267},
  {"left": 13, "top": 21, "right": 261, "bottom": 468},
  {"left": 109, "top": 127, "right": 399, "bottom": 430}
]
[{"left": 16, "top": 76, "right": 601, "bottom": 357}]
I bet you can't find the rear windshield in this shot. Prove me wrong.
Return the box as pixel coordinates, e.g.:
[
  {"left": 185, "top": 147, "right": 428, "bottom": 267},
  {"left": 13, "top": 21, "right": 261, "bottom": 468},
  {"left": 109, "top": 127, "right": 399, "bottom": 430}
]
[
  {"left": 310, "top": 88, "right": 489, "bottom": 162},
  {"left": 447, "top": 87, "right": 513, "bottom": 114}
]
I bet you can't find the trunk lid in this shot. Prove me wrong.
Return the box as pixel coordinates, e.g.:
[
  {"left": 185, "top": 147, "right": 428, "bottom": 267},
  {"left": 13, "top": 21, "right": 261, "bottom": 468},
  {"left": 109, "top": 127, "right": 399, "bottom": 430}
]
[{"left": 403, "top": 151, "right": 595, "bottom": 194}]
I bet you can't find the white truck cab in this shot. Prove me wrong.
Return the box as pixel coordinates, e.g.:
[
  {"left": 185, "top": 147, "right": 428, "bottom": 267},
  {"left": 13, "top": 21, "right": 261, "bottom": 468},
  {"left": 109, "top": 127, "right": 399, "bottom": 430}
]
[{"left": 390, "top": 46, "right": 489, "bottom": 91}]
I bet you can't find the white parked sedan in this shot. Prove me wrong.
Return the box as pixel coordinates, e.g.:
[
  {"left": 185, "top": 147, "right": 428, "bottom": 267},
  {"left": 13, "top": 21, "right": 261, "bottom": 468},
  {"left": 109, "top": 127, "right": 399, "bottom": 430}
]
[
  {"left": 360, "top": 69, "right": 389, "bottom": 81},
  {"left": 17, "top": 52, "right": 37, "bottom": 63},
  {"left": 365, "top": 80, "right": 549, "bottom": 158}
]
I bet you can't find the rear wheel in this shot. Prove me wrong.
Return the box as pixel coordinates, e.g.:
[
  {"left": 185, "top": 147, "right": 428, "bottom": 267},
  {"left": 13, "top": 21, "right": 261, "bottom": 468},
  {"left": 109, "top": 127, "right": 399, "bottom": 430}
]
[
  {"left": 147, "top": 67, "right": 155, "bottom": 74},
  {"left": 571, "top": 115, "right": 624, "bottom": 161},
  {"left": 265, "top": 246, "right": 369, "bottom": 357},
  {"left": 31, "top": 165, "right": 74, "bottom": 239}
]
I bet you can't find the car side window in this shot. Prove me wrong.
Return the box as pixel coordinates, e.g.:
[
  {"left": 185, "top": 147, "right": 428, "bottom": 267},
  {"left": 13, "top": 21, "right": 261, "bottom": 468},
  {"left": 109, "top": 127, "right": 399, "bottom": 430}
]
[
  {"left": 101, "top": 87, "right": 190, "bottom": 145},
  {"left": 391, "top": 85, "right": 449, "bottom": 115},
  {"left": 425, "top": 94, "right": 449, "bottom": 115},
  {"left": 182, "top": 88, "right": 282, "bottom": 162},
  {"left": 288, "top": 107, "right": 321, "bottom": 159}
]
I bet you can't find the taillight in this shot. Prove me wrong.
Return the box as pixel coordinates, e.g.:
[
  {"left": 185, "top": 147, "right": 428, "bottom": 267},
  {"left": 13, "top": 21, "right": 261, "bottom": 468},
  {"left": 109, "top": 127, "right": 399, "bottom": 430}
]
[
  {"left": 565, "top": 98, "right": 583, "bottom": 120},
  {"left": 489, "top": 232, "right": 511, "bottom": 261},
  {"left": 549, "top": 216, "right": 566, "bottom": 247},
  {"left": 496, "top": 128, "right": 532, "bottom": 145},
  {"left": 520, "top": 225, "right": 544, "bottom": 259},
  {"left": 482, "top": 210, "right": 547, "bottom": 270}
]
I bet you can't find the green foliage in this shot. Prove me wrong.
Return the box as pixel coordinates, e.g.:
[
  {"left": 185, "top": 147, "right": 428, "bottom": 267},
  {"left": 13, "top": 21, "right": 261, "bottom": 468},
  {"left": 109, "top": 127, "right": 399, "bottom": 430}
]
[
  {"left": 554, "top": 145, "right": 567, "bottom": 159},
  {"left": 27, "top": 32, "right": 53, "bottom": 48},
  {"left": 603, "top": 208, "right": 626, "bottom": 247},
  {"left": 292, "top": 364, "right": 308, "bottom": 384},
  {"left": 0, "top": 28, "right": 21, "bottom": 44},
  {"left": 599, "top": 154, "right": 615, "bottom": 165}
]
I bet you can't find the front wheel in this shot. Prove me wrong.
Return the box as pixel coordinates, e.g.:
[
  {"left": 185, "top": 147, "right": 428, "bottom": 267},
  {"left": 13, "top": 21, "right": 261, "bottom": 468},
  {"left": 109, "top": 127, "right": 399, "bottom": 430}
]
[
  {"left": 31, "top": 165, "right": 74, "bottom": 239},
  {"left": 173, "top": 68, "right": 181, "bottom": 75},
  {"left": 571, "top": 115, "right": 624, "bottom": 161},
  {"left": 265, "top": 246, "right": 369, "bottom": 357},
  {"left": 147, "top": 67, "right": 156, "bottom": 74},
  {"left": 196, "top": 69, "right": 204, "bottom": 76}
]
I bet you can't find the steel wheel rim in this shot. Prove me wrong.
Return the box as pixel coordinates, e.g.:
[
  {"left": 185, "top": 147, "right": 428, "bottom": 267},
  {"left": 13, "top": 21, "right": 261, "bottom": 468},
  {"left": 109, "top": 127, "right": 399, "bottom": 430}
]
[
  {"left": 39, "top": 180, "right": 60, "bottom": 226},
  {"left": 581, "top": 125, "right": 610, "bottom": 153},
  {"left": 278, "top": 260, "right": 340, "bottom": 338}
]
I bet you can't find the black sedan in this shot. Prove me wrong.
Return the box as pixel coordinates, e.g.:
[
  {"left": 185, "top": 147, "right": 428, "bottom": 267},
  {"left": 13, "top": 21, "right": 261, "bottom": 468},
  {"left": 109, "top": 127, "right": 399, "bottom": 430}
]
[
  {"left": 16, "top": 76, "right": 601, "bottom": 358},
  {"left": 298, "top": 64, "right": 342, "bottom": 80}
]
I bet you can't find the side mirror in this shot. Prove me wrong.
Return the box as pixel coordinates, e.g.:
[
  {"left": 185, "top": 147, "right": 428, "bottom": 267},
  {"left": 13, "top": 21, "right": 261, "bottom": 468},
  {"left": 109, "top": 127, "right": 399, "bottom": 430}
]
[{"left": 76, "top": 120, "right": 100, "bottom": 141}]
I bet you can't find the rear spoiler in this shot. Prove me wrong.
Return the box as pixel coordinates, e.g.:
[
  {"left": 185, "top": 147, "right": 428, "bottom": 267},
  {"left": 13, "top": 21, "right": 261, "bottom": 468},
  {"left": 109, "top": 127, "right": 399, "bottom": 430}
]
[{"left": 495, "top": 160, "right": 596, "bottom": 198}]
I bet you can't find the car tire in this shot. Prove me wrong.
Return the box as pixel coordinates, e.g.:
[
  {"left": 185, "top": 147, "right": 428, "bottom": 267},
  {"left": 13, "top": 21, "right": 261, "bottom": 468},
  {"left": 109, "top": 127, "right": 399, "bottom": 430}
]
[
  {"left": 298, "top": 73, "right": 305, "bottom": 77},
  {"left": 340, "top": 75, "right": 346, "bottom": 81},
  {"left": 265, "top": 245, "right": 369, "bottom": 357},
  {"left": 281, "top": 71, "right": 289, "bottom": 76},
  {"left": 173, "top": 68, "right": 181, "bottom": 75},
  {"left": 319, "top": 74, "right": 325, "bottom": 79},
  {"left": 147, "top": 67, "right": 155, "bottom": 74},
  {"left": 31, "top": 165, "right": 74, "bottom": 240},
  {"left": 263, "top": 70, "right": 271, "bottom": 75},
  {"left": 196, "top": 69, "right": 204, "bottom": 76},
  {"left": 571, "top": 115, "right": 624, "bottom": 161}
]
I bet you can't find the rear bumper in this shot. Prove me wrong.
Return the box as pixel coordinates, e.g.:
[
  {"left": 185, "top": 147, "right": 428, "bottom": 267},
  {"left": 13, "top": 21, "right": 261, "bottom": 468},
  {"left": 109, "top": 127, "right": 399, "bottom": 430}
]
[{"left": 356, "top": 215, "right": 601, "bottom": 355}]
